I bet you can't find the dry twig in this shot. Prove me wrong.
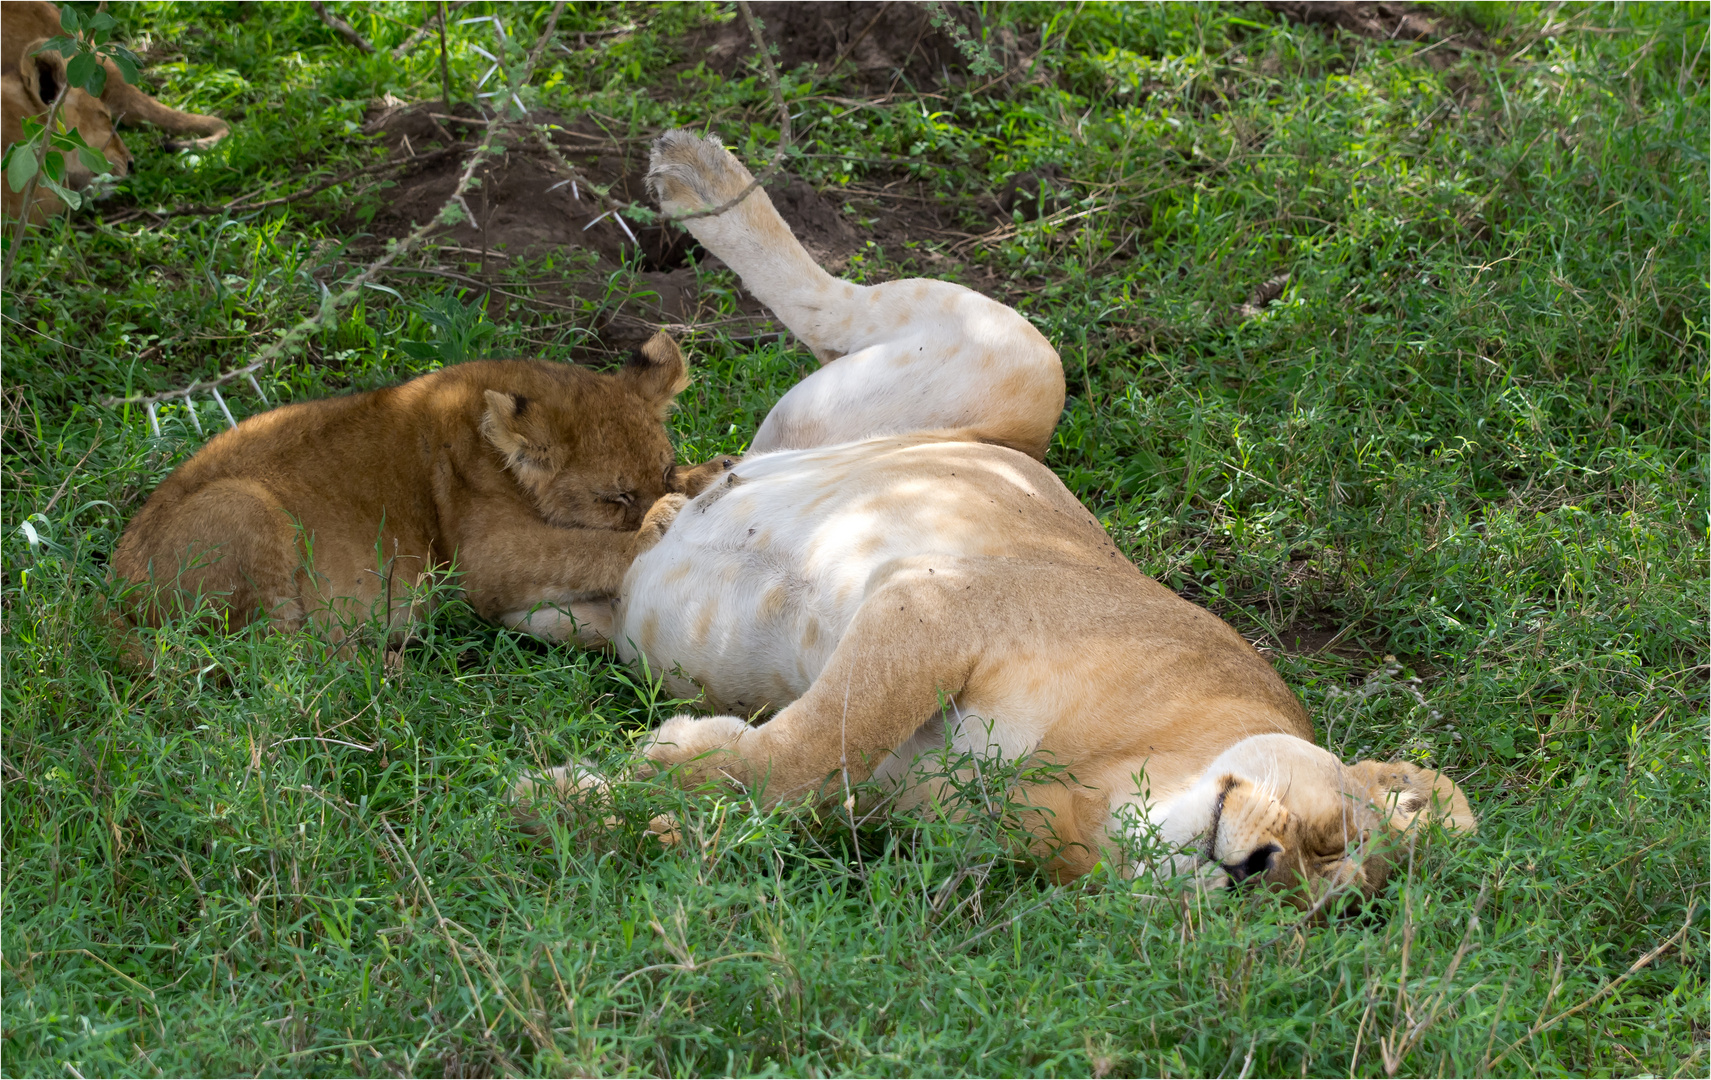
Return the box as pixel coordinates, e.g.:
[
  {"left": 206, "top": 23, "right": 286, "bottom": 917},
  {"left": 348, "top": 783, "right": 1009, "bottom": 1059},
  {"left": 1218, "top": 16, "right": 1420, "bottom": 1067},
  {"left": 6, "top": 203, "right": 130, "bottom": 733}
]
[
  {"left": 529, "top": 0, "right": 793, "bottom": 236},
  {"left": 101, "top": 5, "right": 567, "bottom": 422},
  {"left": 392, "top": 0, "right": 471, "bottom": 58},
  {"left": 1483, "top": 910, "right": 1698, "bottom": 1072},
  {"left": 311, "top": 1, "right": 376, "bottom": 54}
]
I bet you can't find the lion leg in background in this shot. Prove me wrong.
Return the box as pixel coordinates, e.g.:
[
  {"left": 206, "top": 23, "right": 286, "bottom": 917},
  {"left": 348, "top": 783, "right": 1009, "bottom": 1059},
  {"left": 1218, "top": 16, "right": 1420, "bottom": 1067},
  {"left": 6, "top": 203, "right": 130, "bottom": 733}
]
[
  {"left": 100, "top": 70, "right": 228, "bottom": 149},
  {"left": 647, "top": 130, "right": 1065, "bottom": 459}
]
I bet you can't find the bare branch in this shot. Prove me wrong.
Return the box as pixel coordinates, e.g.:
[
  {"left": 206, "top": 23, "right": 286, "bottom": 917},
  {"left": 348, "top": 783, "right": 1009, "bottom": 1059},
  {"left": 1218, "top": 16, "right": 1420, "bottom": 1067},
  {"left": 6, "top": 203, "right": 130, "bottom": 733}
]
[
  {"left": 1, "top": 88, "right": 68, "bottom": 290},
  {"left": 102, "top": 5, "right": 568, "bottom": 413},
  {"left": 528, "top": 0, "right": 794, "bottom": 233},
  {"left": 311, "top": 1, "right": 376, "bottom": 54},
  {"left": 391, "top": 0, "right": 472, "bottom": 58}
]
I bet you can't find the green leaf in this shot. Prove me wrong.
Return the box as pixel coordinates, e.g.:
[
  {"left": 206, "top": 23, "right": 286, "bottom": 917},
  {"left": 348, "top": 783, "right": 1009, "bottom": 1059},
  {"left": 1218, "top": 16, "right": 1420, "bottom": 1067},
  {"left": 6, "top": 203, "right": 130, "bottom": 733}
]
[
  {"left": 41, "top": 151, "right": 65, "bottom": 185},
  {"left": 40, "top": 174, "right": 81, "bottom": 210},
  {"left": 38, "top": 35, "right": 79, "bottom": 59},
  {"left": 58, "top": 5, "right": 80, "bottom": 33},
  {"left": 66, "top": 52, "right": 104, "bottom": 97},
  {"left": 51, "top": 126, "right": 95, "bottom": 151},
  {"left": 76, "top": 147, "right": 111, "bottom": 175},
  {"left": 6, "top": 145, "right": 39, "bottom": 193},
  {"left": 88, "top": 11, "right": 117, "bottom": 34},
  {"left": 105, "top": 45, "right": 141, "bottom": 85}
]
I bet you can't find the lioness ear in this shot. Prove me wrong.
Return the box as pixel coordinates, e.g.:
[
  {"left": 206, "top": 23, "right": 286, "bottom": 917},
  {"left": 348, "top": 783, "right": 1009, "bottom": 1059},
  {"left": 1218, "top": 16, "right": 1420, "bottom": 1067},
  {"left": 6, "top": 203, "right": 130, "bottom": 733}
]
[
  {"left": 624, "top": 331, "right": 690, "bottom": 415},
  {"left": 481, "top": 389, "right": 543, "bottom": 471},
  {"left": 1347, "top": 760, "right": 1476, "bottom": 836},
  {"left": 20, "top": 42, "right": 67, "bottom": 110}
]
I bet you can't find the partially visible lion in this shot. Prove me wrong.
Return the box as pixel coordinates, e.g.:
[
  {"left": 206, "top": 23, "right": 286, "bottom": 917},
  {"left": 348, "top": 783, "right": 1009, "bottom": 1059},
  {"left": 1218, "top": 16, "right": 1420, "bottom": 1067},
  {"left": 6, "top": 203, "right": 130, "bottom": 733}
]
[
  {"left": 514, "top": 132, "right": 1475, "bottom": 908},
  {"left": 2, "top": 0, "right": 230, "bottom": 220},
  {"left": 113, "top": 333, "right": 731, "bottom": 657}
]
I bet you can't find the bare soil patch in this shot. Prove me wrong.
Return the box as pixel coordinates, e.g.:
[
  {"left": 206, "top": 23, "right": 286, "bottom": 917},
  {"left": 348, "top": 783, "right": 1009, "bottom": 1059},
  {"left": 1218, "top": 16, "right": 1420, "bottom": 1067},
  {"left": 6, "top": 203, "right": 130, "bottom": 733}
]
[
  {"left": 350, "top": 102, "right": 862, "bottom": 350},
  {"left": 351, "top": 99, "right": 993, "bottom": 351},
  {"left": 1262, "top": 2, "right": 1489, "bottom": 55},
  {"left": 686, "top": 2, "right": 980, "bottom": 91}
]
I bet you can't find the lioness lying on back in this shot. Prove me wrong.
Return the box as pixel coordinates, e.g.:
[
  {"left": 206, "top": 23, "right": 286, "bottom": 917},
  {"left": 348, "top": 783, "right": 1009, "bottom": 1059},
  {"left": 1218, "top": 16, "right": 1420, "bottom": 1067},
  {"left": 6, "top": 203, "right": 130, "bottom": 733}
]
[
  {"left": 516, "top": 132, "right": 1475, "bottom": 905},
  {"left": 114, "top": 334, "right": 728, "bottom": 653},
  {"left": 2, "top": 0, "right": 231, "bottom": 220}
]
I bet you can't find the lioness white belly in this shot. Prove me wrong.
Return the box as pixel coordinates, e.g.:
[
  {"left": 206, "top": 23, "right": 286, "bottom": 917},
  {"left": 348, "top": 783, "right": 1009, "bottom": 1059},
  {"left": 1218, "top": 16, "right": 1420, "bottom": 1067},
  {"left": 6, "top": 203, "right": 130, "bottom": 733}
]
[{"left": 613, "top": 437, "right": 1046, "bottom": 715}]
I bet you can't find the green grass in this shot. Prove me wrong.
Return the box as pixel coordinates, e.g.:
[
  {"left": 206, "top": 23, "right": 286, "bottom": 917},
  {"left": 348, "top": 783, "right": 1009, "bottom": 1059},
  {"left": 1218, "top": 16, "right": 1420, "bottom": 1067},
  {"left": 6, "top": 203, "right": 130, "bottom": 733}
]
[{"left": 3, "top": 2, "right": 1706, "bottom": 1075}]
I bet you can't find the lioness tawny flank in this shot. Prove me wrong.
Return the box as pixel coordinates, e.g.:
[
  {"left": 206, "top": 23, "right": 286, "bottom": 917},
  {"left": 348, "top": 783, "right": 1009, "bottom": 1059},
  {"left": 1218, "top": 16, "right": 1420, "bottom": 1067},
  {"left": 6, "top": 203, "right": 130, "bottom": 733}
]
[{"left": 517, "top": 131, "right": 1474, "bottom": 905}]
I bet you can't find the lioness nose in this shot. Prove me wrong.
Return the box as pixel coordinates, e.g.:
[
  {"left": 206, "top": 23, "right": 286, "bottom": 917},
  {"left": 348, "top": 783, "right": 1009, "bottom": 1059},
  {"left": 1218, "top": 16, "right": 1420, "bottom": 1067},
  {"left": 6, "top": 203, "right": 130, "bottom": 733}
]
[{"left": 1222, "top": 842, "right": 1280, "bottom": 885}]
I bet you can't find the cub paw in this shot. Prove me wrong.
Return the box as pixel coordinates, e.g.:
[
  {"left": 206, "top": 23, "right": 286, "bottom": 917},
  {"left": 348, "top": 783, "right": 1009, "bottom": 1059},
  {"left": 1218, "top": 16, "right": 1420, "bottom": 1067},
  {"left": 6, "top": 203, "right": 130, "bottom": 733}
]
[
  {"left": 677, "top": 455, "right": 741, "bottom": 497},
  {"left": 636, "top": 492, "right": 689, "bottom": 552},
  {"left": 639, "top": 714, "right": 751, "bottom": 784}
]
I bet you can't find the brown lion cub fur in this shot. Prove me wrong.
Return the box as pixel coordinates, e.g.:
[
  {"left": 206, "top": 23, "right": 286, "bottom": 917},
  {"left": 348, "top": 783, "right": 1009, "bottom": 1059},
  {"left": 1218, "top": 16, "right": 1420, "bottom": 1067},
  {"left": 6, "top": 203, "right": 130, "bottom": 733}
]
[{"left": 113, "top": 333, "right": 725, "bottom": 652}]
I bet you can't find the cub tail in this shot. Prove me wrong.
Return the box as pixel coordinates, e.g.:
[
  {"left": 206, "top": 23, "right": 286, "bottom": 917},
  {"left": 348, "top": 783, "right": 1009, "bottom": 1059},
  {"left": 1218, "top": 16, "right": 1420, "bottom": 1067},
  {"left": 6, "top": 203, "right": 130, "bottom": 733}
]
[{"left": 647, "top": 129, "right": 858, "bottom": 358}]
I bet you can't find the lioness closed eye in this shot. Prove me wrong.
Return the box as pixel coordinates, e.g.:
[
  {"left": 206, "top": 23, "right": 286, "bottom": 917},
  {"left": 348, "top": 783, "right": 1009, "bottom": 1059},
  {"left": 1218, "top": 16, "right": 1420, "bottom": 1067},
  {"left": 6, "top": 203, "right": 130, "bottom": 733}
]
[
  {"left": 512, "top": 131, "right": 1476, "bottom": 908},
  {"left": 113, "top": 332, "right": 731, "bottom": 656}
]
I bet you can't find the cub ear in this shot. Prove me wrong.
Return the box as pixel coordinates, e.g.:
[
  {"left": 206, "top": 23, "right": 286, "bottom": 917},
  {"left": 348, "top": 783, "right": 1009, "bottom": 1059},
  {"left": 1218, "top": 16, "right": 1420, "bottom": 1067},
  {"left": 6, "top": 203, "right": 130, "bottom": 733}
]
[
  {"left": 481, "top": 389, "right": 542, "bottom": 470},
  {"left": 624, "top": 331, "right": 690, "bottom": 415},
  {"left": 1347, "top": 760, "right": 1476, "bottom": 836}
]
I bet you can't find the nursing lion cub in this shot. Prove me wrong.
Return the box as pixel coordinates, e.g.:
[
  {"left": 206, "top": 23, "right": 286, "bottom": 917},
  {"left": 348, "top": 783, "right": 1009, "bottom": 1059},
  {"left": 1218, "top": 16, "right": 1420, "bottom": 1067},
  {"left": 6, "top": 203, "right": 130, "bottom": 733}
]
[
  {"left": 516, "top": 132, "right": 1474, "bottom": 904},
  {"left": 114, "top": 334, "right": 726, "bottom": 650}
]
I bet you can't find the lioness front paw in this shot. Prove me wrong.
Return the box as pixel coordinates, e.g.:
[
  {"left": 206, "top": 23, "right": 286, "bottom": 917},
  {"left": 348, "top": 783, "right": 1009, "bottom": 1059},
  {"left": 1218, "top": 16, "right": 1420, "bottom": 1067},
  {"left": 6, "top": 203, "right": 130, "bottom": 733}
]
[
  {"left": 636, "top": 493, "right": 689, "bottom": 553},
  {"left": 639, "top": 714, "right": 751, "bottom": 784}
]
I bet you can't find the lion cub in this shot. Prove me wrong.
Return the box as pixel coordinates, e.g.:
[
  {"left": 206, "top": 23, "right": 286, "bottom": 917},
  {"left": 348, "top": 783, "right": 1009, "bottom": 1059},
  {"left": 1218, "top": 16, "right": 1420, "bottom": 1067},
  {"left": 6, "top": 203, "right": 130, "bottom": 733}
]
[{"left": 114, "top": 333, "right": 719, "bottom": 650}]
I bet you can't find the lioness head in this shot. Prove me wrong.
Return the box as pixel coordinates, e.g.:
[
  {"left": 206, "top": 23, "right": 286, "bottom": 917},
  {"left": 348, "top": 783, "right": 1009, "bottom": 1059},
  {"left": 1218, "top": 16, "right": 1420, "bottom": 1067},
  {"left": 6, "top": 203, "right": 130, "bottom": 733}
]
[
  {"left": 480, "top": 331, "right": 692, "bottom": 531},
  {"left": 1168, "top": 734, "right": 1474, "bottom": 909},
  {"left": 1, "top": 39, "right": 131, "bottom": 221}
]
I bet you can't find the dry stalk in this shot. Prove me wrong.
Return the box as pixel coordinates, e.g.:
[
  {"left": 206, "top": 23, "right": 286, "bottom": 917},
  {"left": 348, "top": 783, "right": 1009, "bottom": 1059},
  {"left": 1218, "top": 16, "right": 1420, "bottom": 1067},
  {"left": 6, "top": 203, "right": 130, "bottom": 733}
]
[
  {"left": 1, "top": 82, "right": 68, "bottom": 289},
  {"left": 311, "top": 1, "right": 375, "bottom": 54},
  {"left": 101, "top": 5, "right": 567, "bottom": 418},
  {"left": 529, "top": 0, "right": 793, "bottom": 233},
  {"left": 1379, "top": 879, "right": 1490, "bottom": 1075},
  {"left": 1483, "top": 910, "right": 1697, "bottom": 1072},
  {"left": 392, "top": 0, "right": 472, "bottom": 58}
]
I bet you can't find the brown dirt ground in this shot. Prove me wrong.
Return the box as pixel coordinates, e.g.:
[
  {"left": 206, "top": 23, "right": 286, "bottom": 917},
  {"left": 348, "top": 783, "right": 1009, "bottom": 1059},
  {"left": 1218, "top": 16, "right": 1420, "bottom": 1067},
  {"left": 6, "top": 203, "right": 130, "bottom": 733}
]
[
  {"left": 685, "top": 2, "right": 989, "bottom": 92},
  {"left": 1262, "top": 2, "right": 1489, "bottom": 56},
  {"left": 349, "top": 91, "right": 1001, "bottom": 354},
  {"left": 344, "top": 4, "right": 1055, "bottom": 355},
  {"left": 351, "top": 100, "right": 880, "bottom": 351}
]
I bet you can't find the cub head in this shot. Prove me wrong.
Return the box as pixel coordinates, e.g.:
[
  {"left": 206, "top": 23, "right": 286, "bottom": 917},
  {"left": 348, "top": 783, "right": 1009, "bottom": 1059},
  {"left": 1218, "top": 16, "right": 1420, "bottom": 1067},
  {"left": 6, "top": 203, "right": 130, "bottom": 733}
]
[
  {"left": 480, "top": 332, "right": 691, "bottom": 531},
  {"left": 1, "top": 39, "right": 131, "bottom": 221},
  {"left": 1192, "top": 734, "right": 1474, "bottom": 911}
]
